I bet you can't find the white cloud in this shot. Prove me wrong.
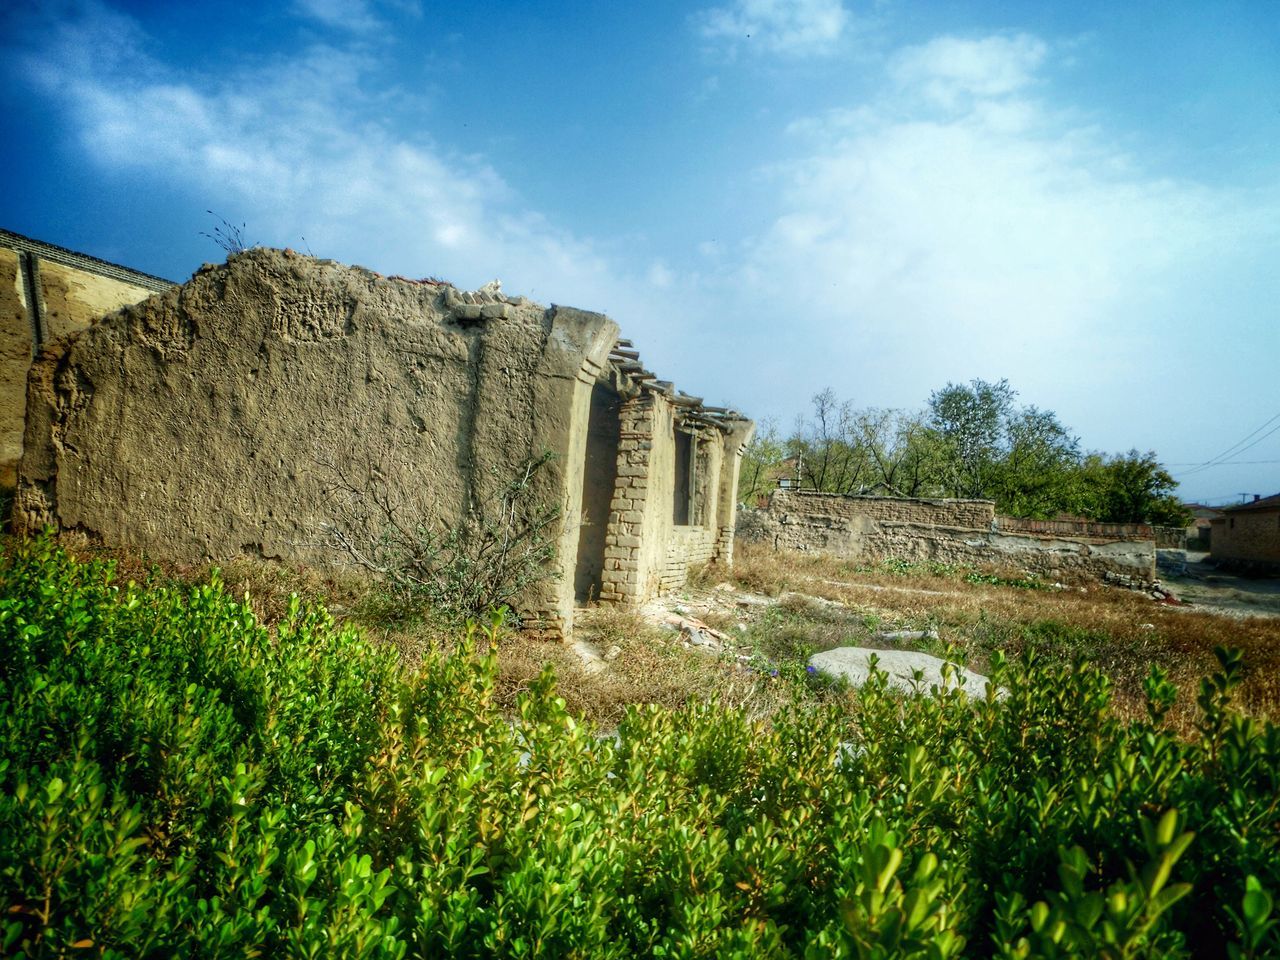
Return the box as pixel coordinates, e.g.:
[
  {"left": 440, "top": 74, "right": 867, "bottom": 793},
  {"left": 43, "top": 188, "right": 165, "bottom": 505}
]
[
  {"left": 714, "top": 30, "right": 1279, "bottom": 455},
  {"left": 889, "top": 34, "right": 1047, "bottom": 108},
  {"left": 696, "top": 0, "right": 849, "bottom": 58},
  {"left": 17, "top": 1, "right": 635, "bottom": 310},
  {"left": 292, "top": 0, "right": 384, "bottom": 34}
]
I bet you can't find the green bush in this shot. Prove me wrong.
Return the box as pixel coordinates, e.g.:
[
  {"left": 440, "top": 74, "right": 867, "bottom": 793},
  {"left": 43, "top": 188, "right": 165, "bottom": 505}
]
[{"left": 1, "top": 538, "right": 1277, "bottom": 958}]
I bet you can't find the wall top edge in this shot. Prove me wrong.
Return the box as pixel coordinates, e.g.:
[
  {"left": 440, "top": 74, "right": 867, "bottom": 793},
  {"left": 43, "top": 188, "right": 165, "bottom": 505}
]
[{"left": 1, "top": 227, "right": 177, "bottom": 292}]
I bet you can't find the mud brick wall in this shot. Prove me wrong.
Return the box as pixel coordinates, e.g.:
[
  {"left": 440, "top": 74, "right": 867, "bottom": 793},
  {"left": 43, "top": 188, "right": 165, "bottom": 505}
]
[
  {"left": 598, "top": 393, "right": 655, "bottom": 604},
  {"left": 658, "top": 527, "right": 718, "bottom": 590},
  {"left": 1, "top": 231, "right": 172, "bottom": 488},
  {"left": 746, "top": 489, "right": 1156, "bottom": 584}
]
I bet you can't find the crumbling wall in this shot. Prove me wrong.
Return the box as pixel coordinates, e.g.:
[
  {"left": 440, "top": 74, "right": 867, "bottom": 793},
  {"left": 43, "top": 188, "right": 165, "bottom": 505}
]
[
  {"left": 0, "top": 248, "right": 33, "bottom": 488},
  {"left": 746, "top": 489, "right": 1156, "bottom": 583},
  {"left": 14, "top": 248, "right": 618, "bottom": 632},
  {"left": 597, "top": 389, "right": 752, "bottom": 603},
  {"left": 1, "top": 230, "right": 170, "bottom": 487}
]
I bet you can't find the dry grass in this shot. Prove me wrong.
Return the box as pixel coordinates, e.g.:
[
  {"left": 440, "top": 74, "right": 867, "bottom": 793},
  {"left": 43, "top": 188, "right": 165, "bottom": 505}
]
[
  {"left": 722, "top": 542, "right": 1280, "bottom": 732},
  {"left": 498, "top": 606, "right": 797, "bottom": 729},
  {"left": 26, "top": 532, "right": 1277, "bottom": 736}
]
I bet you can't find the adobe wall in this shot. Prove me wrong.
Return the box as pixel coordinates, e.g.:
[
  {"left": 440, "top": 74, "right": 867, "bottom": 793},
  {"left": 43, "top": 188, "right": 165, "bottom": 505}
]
[
  {"left": 1, "top": 229, "right": 171, "bottom": 488},
  {"left": 746, "top": 489, "right": 1156, "bottom": 583},
  {"left": 14, "top": 247, "right": 618, "bottom": 633}
]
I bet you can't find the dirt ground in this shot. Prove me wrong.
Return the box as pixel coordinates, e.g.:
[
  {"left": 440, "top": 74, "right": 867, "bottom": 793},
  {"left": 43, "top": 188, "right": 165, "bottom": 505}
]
[{"left": 1160, "top": 551, "right": 1280, "bottom": 619}]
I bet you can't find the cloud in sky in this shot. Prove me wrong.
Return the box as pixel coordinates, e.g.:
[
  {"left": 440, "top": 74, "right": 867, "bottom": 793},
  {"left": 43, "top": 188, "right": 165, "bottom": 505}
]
[
  {"left": 16, "top": 0, "right": 631, "bottom": 311},
  {"left": 695, "top": 0, "right": 849, "bottom": 58},
  {"left": 716, "top": 32, "right": 1277, "bottom": 455},
  {"left": 292, "top": 0, "right": 385, "bottom": 34},
  {"left": 889, "top": 33, "right": 1047, "bottom": 107},
  {"left": 7, "top": 3, "right": 1277, "bottom": 496}
]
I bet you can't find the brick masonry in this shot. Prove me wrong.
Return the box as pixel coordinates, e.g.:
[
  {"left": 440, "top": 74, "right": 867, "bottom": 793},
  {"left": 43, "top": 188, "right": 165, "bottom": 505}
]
[{"left": 1210, "top": 500, "right": 1280, "bottom": 569}]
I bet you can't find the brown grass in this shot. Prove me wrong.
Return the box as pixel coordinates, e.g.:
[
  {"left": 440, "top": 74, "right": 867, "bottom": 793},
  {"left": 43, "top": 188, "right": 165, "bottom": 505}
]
[
  {"left": 722, "top": 542, "right": 1280, "bottom": 732},
  {"left": 492, "top": 607, "right": 797, "bottom": 729},
  {"left": 27, "top": 532, "right": 1278, "bottom": 736}
]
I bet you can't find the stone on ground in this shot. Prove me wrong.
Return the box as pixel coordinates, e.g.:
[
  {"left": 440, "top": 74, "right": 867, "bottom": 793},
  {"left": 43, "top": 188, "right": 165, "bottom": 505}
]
[{"left": 809, "top": 647, "right": 993, "bottom": 697}]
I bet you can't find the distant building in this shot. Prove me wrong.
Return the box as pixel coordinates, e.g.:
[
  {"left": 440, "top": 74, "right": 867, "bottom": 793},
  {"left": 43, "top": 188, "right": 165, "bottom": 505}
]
[
  {"left": 1182, "top": 503, "right": 1224, "bottom": 551},
  {"left": 1210, "top": 494, "right": 1280, "bottom": 572}
]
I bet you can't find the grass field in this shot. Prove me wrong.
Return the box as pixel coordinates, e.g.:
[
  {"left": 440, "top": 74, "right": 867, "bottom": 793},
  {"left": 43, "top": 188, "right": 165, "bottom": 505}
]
[{"left": 51, "top": 534, "right": 1280, "bottom": 738}]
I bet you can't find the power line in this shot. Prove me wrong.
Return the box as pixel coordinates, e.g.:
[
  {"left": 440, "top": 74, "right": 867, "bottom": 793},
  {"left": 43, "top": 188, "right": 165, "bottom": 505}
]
[
  {"left": 1174, "top": 411, "right": 1280, "bottom": 478},
  {"left": 1166, "top": 458, "right": 1280, "bottom": 467}
]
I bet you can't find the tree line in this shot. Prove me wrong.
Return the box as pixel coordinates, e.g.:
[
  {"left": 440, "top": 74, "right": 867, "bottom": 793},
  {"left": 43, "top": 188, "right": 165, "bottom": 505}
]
[{"left": 740, "top": 379, "right": 1190, "bottom": 526}]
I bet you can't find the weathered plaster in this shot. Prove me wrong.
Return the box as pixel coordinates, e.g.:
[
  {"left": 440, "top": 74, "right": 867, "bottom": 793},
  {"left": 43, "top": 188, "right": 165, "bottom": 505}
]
[{"left": 13, "top": 246, "right": 752, "bottom": 633}]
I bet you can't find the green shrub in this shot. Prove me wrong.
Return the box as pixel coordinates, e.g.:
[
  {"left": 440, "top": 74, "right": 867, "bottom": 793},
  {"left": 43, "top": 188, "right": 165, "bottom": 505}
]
[{"left": 1, "top": 537, "right": 1277, "bottom": 958}]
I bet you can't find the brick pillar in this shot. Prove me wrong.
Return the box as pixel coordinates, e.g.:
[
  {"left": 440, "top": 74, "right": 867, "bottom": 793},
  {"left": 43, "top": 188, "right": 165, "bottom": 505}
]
[
  {"left": 713, "top": 418, "right": 755, "bottom": 567},
  {"left": 598, "top": 392, "right": 654, "bottom": 604}
]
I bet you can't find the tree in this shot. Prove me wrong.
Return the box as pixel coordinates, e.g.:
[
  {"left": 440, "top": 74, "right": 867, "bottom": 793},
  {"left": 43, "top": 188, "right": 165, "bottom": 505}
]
[
  {"left": 787, "top": 389, "right": 873, "bottom": 495},
  {"left": 927, "top": 378, "right": 1017, "bottom": 500},
  {"left": 986, "top": 405, "right": 1082, "bottom": 518},
  {"left": 1077, "top": 451, "right": 1192, "bottom": 526},
  {"left": 850, "top": 407, "right": 941, "bottom": 497},
  {"left": 737, "top": 418, "right": 785, "bottom": 505},
  {"left": 924, "top": 380, "right": 1084, "bottom": 516}
]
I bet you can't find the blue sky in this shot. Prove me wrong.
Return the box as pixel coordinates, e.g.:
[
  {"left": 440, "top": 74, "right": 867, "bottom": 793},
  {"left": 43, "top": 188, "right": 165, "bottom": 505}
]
[{"left": 2, "top": 0, "right": 1277, "bottom": 505}]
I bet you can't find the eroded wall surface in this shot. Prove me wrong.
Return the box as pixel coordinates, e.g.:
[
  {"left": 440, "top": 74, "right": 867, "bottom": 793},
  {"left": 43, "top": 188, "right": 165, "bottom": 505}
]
[
  {"left": 15, "top": 248, "right": 618, "bottom": 632},
  {"left": 745, "top": 489, "right": 1156, "bottom": 583},
  {"left": 1, "top": 230, "right": 171, "bottom": 488},
  {"left": 0, "top": 248, "right": 32, "bottom": 487}
]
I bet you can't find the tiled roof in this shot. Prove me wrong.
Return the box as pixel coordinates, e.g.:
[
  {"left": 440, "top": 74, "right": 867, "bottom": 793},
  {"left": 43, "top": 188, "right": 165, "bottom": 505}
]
[{"left": 1223, "top": 493, "right": 1280, "bottom": 513}]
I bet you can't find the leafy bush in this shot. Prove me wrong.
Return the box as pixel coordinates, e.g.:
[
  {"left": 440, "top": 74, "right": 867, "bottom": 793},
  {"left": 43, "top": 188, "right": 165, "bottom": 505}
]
[{"left": 1, "top": 538, "right": 1278, "bottom": 958}]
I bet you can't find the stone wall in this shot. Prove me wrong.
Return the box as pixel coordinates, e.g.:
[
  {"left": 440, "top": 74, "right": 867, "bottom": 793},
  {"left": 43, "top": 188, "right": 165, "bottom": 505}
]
[
  {"left": 744, "top": 489, "right": 1156, "bottom": 583},
  {"left": 1, "top": 229, "right": 172, "bottom": 487}
]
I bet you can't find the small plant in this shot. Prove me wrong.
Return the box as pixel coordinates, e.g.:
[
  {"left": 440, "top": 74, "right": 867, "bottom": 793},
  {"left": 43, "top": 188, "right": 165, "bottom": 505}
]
[
  {"left": 964, "top": 569, "right": 1047, "bottom": 590},
  {"left": 321, "top": 452, "right": 561, "bottom": 626},
  {"left": 200, "top": 210, "right": 254, "bottom": 254}
]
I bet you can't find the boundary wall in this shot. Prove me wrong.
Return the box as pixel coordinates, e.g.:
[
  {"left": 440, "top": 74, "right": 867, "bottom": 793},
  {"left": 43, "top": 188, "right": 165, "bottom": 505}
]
[{"left": 743, "top": 489, "right": 1156, "bottom": 584}]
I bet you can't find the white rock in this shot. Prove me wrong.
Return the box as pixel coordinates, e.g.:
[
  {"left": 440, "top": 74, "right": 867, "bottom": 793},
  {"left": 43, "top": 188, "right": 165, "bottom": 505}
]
[{"left": 809, "top": 647, "right": 996, "bottom": 698}]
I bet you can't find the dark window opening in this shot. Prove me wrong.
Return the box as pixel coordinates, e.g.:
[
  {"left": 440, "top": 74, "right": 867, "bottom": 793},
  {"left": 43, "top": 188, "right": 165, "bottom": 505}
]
[
  {"left": 573, "top": 381, "right": 622, "bottom": 603},
  {"left": 674, "top": 429, "right": 693, "bottom": 525}
]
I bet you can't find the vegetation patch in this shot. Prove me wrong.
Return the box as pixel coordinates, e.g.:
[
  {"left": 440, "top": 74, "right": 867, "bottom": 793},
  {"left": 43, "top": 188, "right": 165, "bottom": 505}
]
[{"left": 3, "top": 538, "right": 1279, "bottom": 958}]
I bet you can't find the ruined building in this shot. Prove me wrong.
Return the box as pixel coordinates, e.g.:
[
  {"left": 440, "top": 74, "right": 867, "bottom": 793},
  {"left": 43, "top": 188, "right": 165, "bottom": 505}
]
[
  {"left": 11, "top": 245, "right": 752, "bottom": 634},
  {"left": 2, "top": 228, "right": 174, "bottom": 487}
]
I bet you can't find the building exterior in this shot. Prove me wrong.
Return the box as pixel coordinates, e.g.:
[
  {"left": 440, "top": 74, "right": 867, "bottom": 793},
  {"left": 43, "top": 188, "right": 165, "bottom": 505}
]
[
  {"left": 1210, "top": 494, "right": 1280, "bottom": 571},
  {"left": 1182, "top": 503, "right": 1224, "bottom": 551},
  {"left": 12, "top": 246, "right": 751, "bottom": 633},
  {"left": 1, "top": 228, "right": 174, "bottom": 487}
]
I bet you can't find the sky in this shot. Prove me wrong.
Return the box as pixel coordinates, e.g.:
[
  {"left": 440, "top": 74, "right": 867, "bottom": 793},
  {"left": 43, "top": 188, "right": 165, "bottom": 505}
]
[{"left": 2, "top": 0, "right": 1277, "bottom": 506}]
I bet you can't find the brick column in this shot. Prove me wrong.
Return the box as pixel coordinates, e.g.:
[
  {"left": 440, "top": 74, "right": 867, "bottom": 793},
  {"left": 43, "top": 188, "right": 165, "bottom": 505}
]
[{"left": 598, "top": 392, "right": 654, "bottom": 604}]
